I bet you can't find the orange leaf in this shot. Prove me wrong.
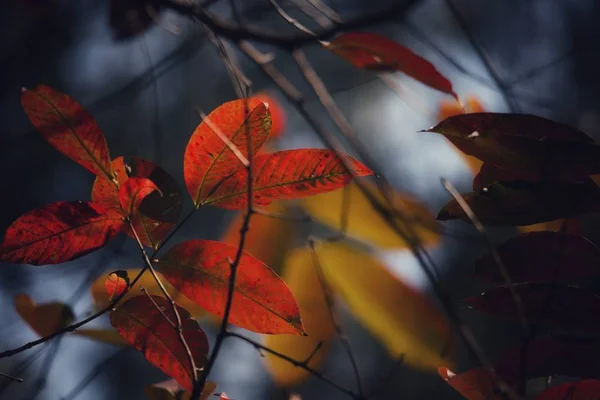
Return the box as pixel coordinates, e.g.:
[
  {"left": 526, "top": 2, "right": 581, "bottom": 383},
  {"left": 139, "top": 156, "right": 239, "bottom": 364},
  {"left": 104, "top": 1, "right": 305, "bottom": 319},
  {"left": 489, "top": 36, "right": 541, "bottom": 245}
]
[
  {"left": 0, "top": 201, "right": 125, "bottom": 265},
  {"left": 325, "top": 32, "right": 457, "bottom": 99},
  {"left": 438, "top": 367, "right": 502, "bottom": 400},
  {"left": 204, "top": 149, "right": 373, "bottom": 209},
  {"left": 14, "top": 294, "right": 74, "bottom": 337},
  {"left": 110, "top": 295, "right": 209, "bottom": 392},
  {"left": 184, "top": 99, "right": 272, "bottom": 207},
  {"left": 535, "top": 380, "right": 600, "bottom": 400},
  {"left": 252, "top": 92, "right": 286, "bottom": 139},
  {"left": 92, "top": 156, "right": 183, "bottom": 249},
  {"left": 21, "top": 84, "right": 113, "bottom": 179},
  {"left": 156, "top": 239, "right": 304, "bottom": 334},
  {"left": 105, "top": 270, "right": 130, "bottom": 301}
]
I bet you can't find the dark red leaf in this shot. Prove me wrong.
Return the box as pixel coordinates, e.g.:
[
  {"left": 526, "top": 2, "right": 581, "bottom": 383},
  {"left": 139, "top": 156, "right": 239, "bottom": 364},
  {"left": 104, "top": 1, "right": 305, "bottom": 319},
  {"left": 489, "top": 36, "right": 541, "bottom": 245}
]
[
  {"left": 21, "top": 85, "right": 113, "bottom": 179},
  {"left": 118, "top": 177, "right": 160, "bottom": 218},
  {"left": 325, "top": 32, "right": 457, "bottom": 99},
  {"left": 437, "top": 180, "right": 600, "bottom": 226},
  {"left": 105, "top": 270, "right": 130, "bottom": 301},
  {"left": 0, "top": 201, "right": 124, "bottom": 266},
  {"left": 156, "top": 239, "right": 304, "bottom": 334},
  {"left": 473, "top": 163, "right": 541, "bottom": 192},
  {"left": 92, "top": 156, "right": 183, "bottom": 248},
  {"left": 535, "top": 380, "right": 600, "bottom": 399},
  {"left": 184, "top": 99, "right": 272, "bottom": 207},
  {"left": 203, "top": 149, "right": 374, "bottom": 209},
  {"left": 465, "top": 283, "right": 600, "bottom": 333},
  {"left": 475, "top": 231, "right": 600, "bottom": 284},
  {"left": 110, "top": 295, "right": 208, "bottom": 392},
  {"left": 438, "top": 367, "right": 502, "bottom": 400},
  {"left": 109, "top": 0, "right": 162, "bottom": 40}
]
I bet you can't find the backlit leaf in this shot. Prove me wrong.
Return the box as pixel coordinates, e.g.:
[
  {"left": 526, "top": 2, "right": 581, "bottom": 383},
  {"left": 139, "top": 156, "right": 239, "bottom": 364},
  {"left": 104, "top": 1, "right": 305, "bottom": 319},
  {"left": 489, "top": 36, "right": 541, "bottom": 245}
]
[
  {"left": 21, "top": 84, "right": 112, "bottom": 179},
  {"left": 105, "top": 270, "right": 130, "bottom": 301},
  {"left": 301, "top": 181, "right": 440, "bottom": 250},
  {"left": 535, "top": 380, "right": 600, "bottom": 400},
  {"left": 156, "top": 239, "right": 304, "bottom": 334},
  {"left": 204, "top": 149, "right": 373, "bottom": 209},
  {"left": 438, "top": 367, "right": 501, "bottom": 400},
  {"left": 437, "top": 180, "right": 600, "bottom": 226},
  {"left": 314, "top": 241, "right": 453, "bottom": 370},
  {"left": 325, "top": 32, "right": 457, "bottom": 99},
  {"left": 252, "top": 92, "right": 286, "bottom": 139},
  {"left": 110, "top": 295, "right": 209, "bottom": 392},
  {"left": 72, "top": 328, "right": 127, "bottom": 346},
  {"left": 90, "top": 268, "right": 205, "bottom": 318},
  {"left": 92, "top": 156, "right": 183, "bottom": 248},
  {"left": 184, "top": 98, "right": 271, "bottom": 207},
  {"left": 0, "top": 201, "right": 124, "bottom": 265},
  {"left": 264, "top": 249, "right": 335, "bottom": 386},
  {"left": 145, "top": 379, "right": 216, "bottom": 400},
  {"left": 118, "top": 177, "right": 160, "bottom": 218},
  {"left": 14, "top": 294, "right": 74, "bottom": 337},
  {"left": 465, "top": 283, "right": 600, "bottom": 333},
  {"left": 475, "top": 231, "right": 600, "bottom": 284}
]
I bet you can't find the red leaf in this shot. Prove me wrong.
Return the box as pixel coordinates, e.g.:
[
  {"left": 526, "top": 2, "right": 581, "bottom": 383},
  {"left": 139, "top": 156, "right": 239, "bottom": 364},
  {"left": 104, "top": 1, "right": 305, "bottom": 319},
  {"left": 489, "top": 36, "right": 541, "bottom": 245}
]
[
  {"left": 473, "top": 163, "right": 541, "bottom": 192},
  {"left": 21, "top": 85, "right": 113, "bottom": 179},
  {"left": 0, "top": 201, "right": 124, "bottom": 265},
  {"left": 465, "top": 283, "right": 600, "bottom": 333},
  {"left": 438, "top": 367, "right": 502, "bottom": 400},
  {"left": 156, "top": 239, "right": 304, "bottom": 334},
  {"left": 110, "top": 295, "right": 209, "bottom": 392},
  {"left": 535, "top": 380, "right": 600, "bottom": 400},
  {"left": 184, "top": 99, "right": 272, "bottom": 207},
  {"left": 252, "top": 93, "right": 286, "bottom": 139},
  {"left": 105, "top": 270, "right": 130, "bottom": 301},
  {"left": 325, "top": 32, "right": 457, "bottom": 99},
  {"left": 203, "top": 149, "right": 374, "bottom": 209},
  {"left": 118, "top": 177, "right": 160, "bottom": 218},
  {"left": 92, "top": 156, "right": 183, "bottom": 248},
  {"left": 475, "top": 231, "right": 600, "bottom": 284}
]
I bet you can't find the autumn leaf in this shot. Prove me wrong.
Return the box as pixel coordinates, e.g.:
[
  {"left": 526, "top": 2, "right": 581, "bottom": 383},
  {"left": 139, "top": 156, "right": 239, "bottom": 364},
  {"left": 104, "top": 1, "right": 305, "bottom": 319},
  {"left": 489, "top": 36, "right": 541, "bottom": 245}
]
[
  {"left": 325, "top": 32, "right": 457, "bottom": 99},
  {"left": 264, "top": 249, "right": 335, "bottom": 386},
  {"left": 437, "top": 180, "right": 600, "bottom": 226},
  {"left": 252, "top": 92, "right": 286, "bottom": 139},
  {"left": 72, "top": 328, "right": 127, "bottom": 346},
  {"left": 92, "top": 156, "right": 183, "bottom": 249},
  {"left": 204, "top": 149, "right": 373, "bottom": 209},
  {"left": 90, "top": 268, "right": 205, "bottom": 318},
  {"left": 518, "top": 217, "right": 581, "bottom": 235},
  {"left": 105, "top": 270, "right": 130, "bottom": 301},
  {"left": 145, "top": 379, "right": 216, "bottom": 400},
  {"left": 184, "top": 98, "right": 272, "bottom": 207},
  {"left": 14, "top": 294, "right": 74, "bottom": 337},
  {"left": 475, "top": 231, "right": 600, "bottom": 284},
  {"left": 156, "top": 239, "right": 304, "bottom": 334},
  {"left": 535, "top": 380, "right": 600, "bottom": 400},
  {"left": 438, "top": 367, "right": 502, "bottom": 400},
  {"left": 21, "top": 84, "right": 113, "bottom": 180},
  {"left": 0, "top": 201, "right": 125, "bottom": 265},
  {"left": 301, "top": 181, "right": 440, "bottom": 250},
  {"left": 118, "top": 177, "right": 160, "bottom": 218},
  {"left": 313, "top": 241, "right": 453, "bottom": 370},
  {"left": 465, "top": 283, "right": 600, "bottom": 333},
  {"left": 110, "top": 295, "right": 209, "bottom": 392}
]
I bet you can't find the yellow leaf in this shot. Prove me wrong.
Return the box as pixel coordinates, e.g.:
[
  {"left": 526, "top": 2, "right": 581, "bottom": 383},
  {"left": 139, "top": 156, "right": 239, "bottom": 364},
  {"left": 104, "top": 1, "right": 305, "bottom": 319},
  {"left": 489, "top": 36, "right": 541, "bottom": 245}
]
[
  {"left": 144, "top": 379, "right": 216, "bottom": 400},
  {"left": 90, "top": 269, "right": 205, "bottom": 318},
  {"left": 313, "top": 242, "right": 454, "bottom": 370},
  {"left": 14, "top": 294, "right": 74, "bottom": 338},
  {"left": 72, "top": 328, "right": 127, "bottom": 346},
  {"left": 301, "top": 181, "right": 440, "bottom": 250},
  {"left": 263, "top": 249, "right": 335, "bottom": 387}
]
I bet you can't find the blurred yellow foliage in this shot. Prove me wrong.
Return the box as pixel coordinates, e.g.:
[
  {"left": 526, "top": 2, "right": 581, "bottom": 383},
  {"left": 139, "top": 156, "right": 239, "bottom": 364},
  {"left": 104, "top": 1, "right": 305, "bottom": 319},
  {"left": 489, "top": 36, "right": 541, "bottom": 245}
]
[
  {"left": 72, "top": 328, "right": 127, "bottom": 346},
  {"left": 14, "top": 293, "right": 74, "bottom": 338}
]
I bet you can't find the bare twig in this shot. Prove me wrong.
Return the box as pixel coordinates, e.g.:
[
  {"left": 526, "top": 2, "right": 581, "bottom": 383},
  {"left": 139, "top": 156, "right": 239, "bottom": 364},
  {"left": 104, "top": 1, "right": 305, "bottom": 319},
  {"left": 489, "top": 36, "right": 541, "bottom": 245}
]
[
  {"left": 269, "top": 0, "right": 319, "bottom": 37},
  {"left": 0, "top": 372, "right": 22, "bottom": 383},
  {"left": 304, "top": 0, "right": 342, "bottom": 24},
  {"left": 196, "top": 108, "right": 250, "bottom": 167},
  {"left": 289, "top": 0, "right": 333, "bottom": 28}
]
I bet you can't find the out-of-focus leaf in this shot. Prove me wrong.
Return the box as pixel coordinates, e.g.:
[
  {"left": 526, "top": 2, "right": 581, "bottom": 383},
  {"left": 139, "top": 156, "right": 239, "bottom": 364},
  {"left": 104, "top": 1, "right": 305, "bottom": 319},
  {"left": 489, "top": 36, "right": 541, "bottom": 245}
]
[
  {"left": 475, "top": 231, "right": 600, "bottom": 284},
  {"left": 72, "top": 328, "right": 127, "bottom": 346},
  {"left": 109, "top": 0, "right": 161, "bottom": 40},
  {"left": 301, "top": 181, "right": 440, "bottom": 250},
  {"left": 21, "top": 84, "right": 112, "bottom": 179},
  {"left": 90, "top": 268, "right": 205, "bottom": 318},
  {"left": 518, "top": 217, "right": 581, "bottom": 235},
  {"left": 204, "top": 149, "right": 373, "bottom": 209},
  {"left": 110, "top": 295, "right": 209, "bottom": 392},
  {"left": 156, "top": 239, "right": 304, "bottom": 334},
  {"left": 325, "top": 32, "right": 457, "bottom": 99},
  {"left": 184, "top": 99, "right": 271, "bottom": 207},
  {"left": 438, "top": 367, "right": 502, "bottom": 400},
  {"left": 465, "top": 283, "right": 600, "bottom": 333},
  {"left": 0, "top": 201, "right": 124, "bottom": 265},
  {"left": 92, "top": 156, "right": 183, "bottom": 249},
  {"left": 314, "top": 242, "right": 453, "bottom": 370},
  {"left": 495, "top": 336, "right": 600, "bottom": 385},
  {"left": 144, "top": 379, "right": 216, "bottom": 400},
  {"left": 264, "top": 249, "right": 335, "bottom": 386},
  {"left": 105, "top": 270, "right": 130, "bottom": 301},
  {"left": 437, "top": 180, "right": 600, "bottom": 226},
  {"left": 252, "top": 92, "right": 286, "bottom": 140},
  {"left": 14, "top": 294, "right": 74, "bottom": 338},
  {"left": 535, "top": 380, "right": 600, "bottom": 400},
  {"left": 118, "top": 177, "right": 160, "bottom": 218},
  {"left": 220, "top": 202, "right": 296, "bottom": 272}
]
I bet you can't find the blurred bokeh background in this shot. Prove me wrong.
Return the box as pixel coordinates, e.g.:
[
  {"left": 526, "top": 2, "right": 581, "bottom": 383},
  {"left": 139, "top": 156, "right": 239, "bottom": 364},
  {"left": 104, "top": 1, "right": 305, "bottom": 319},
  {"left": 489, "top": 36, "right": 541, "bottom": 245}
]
[{"left": 1, "top": 0, "right": 600, "bottom": 399}]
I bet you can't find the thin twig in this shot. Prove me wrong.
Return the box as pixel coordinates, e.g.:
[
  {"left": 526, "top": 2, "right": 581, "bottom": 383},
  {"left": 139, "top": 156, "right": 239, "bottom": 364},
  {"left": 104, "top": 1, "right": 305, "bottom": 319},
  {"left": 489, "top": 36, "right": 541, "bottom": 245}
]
[
  {"left": 304, "top": 0, "right": 342, "bottom": 24},
  {"left": 196, "top": 108, "right": 250, "bottom": 167},
  {"left": 365, "top": 356, "right": 404, "bottom": 398},
  {"left": 269, "top": 0, "right": 318, "bottom": 37},
  {"left": 289, "top": 0, "right": 332, "bottom": 28},
  {"left": 0, "top": 372, "right": 22, "bottom": 383}
]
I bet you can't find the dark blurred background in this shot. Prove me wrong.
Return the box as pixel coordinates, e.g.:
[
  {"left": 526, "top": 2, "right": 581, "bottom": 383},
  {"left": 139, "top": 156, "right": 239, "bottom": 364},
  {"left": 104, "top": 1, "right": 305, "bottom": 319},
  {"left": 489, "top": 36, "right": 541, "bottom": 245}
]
[{"left": 1, "top": 0, "right": 599, "bottom": 399}]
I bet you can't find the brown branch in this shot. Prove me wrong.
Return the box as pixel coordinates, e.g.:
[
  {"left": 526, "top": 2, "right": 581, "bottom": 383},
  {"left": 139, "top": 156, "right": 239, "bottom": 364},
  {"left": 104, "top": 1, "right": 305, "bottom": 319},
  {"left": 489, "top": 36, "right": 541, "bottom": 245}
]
[{"left": 269, "top": 0, "right": 318, "bottom": 37}]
